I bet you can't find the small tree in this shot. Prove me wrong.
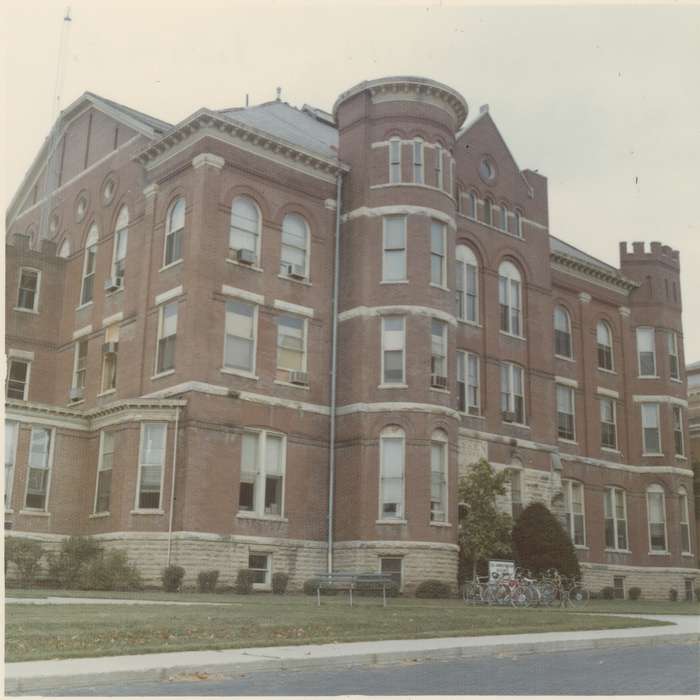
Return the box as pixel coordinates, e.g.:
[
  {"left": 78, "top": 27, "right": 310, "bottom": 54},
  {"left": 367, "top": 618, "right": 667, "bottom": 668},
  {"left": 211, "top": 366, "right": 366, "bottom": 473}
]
[
  {"left": 458, "top": 459, "right": 513, "bottom": 580},
  {"left": 511, "top": 501, "right": 581, "bottom": 579}
]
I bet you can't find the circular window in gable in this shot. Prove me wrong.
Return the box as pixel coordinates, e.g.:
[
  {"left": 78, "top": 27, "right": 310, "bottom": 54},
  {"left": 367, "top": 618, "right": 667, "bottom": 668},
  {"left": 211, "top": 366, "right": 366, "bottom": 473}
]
[{"left": 479, "top": 157, "right": 496, "bottom": 184}]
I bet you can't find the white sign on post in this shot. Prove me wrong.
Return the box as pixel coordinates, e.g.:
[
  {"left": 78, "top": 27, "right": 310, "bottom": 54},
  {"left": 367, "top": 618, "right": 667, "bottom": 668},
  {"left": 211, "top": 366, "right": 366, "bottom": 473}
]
[{"left": 489, "top": 559, "right": 515, "bottom": 581}]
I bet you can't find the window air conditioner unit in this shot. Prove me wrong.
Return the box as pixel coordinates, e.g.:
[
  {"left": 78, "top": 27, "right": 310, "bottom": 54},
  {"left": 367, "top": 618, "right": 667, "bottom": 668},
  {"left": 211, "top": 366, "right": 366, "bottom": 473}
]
[
  {"left": 502, "top": 410, "right": 516, "bottom": 423},
  {"left": 430, "top": 374, "right": 447, "bottom": 389},
  {"left": 69, "top": 387, "right": 84, "bottom": 401},
  {"left": 236, "top": 248, "right": 256, "bottom": 265},
  {"left": 288, "top": 370, "right": 309, "bottom": 386},
  {"left": 102, "top": 342, "right": 119, "bottom": 355},
  {"left": 104, "top": 277, "right": 123, "bottom": 292},
  {"left": 286, "top": 263, "right": 306, "bottom": 280}
]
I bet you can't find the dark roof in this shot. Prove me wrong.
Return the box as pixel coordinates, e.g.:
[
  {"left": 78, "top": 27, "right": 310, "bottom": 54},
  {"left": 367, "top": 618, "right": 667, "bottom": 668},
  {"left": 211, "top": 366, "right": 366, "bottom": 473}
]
[
  {"left": 550, "top": 236, "right": 618, "bottom": 274},
  {"left": 85, "top": 92, "right": 172, "bottom": 133}
]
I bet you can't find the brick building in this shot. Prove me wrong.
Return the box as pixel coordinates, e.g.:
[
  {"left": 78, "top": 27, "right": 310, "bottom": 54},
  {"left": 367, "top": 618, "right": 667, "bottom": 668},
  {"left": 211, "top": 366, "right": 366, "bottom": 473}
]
[
  {"left": 688, "top": 361, "right": 700, "bottom": 566},
  {"left": 5, "top": 76, "right": 698, "bottom": 597}
]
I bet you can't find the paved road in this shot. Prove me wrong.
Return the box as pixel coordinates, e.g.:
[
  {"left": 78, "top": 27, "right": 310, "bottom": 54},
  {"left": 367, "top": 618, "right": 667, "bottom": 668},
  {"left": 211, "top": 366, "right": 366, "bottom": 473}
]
[{"left": 30, "top": 641, "right": 700, "bottom": 696}]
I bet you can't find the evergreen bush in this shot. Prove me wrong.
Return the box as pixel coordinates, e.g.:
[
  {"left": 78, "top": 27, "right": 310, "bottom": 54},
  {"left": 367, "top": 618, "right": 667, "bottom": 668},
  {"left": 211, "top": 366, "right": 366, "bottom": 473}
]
[
  {"left": 161, "top": 565, "right": 185, "bottom": 592},
  {"left": 47, "top": 536, "right": 102, "bottom": 589},
  {"left": 628, "top": 586, "right": 641, "bottom": 600},
  {"left": 669, "top": 587, "right": 678, "bottom": 601},
  {"left": 5, "top": 538, "right": 45, "bottom": 588},
  {"left": 601, "top": 586, "right": 615, "bottom": 600},
  {"left": 271, "top": 572, "right": 289, "bottom": 594},
  {"left": 235, "top": 568, "right": 256, "bottom": 594},
  {"left": 197, "top": 570, "right": 220, "bottom": 593},
  {"left": 415, "top": 579, "right": 452, "bottom": 599}
]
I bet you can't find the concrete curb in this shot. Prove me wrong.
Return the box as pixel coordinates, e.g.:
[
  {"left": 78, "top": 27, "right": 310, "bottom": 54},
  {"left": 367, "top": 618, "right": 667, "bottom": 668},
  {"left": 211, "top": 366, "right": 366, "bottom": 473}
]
[{"left": 6, "top": 631, "right": 699, "bottom": 693}]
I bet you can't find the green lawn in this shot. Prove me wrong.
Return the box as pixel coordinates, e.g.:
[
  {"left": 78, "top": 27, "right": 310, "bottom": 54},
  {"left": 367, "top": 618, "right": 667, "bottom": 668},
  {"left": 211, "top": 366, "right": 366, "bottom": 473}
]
[
  {"left": 579, "top": 599, "right": 700, "bottom": 616},
  {"left": 5, "top": 592, "right": 672, "bottom": 663}
]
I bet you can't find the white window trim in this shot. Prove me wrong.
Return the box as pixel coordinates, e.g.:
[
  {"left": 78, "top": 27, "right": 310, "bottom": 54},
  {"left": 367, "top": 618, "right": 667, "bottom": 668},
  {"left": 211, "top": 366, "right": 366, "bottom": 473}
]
[
  {"left": 93, "top": 430, "right": 113, "bottom": 514},
  {"left": 155, "top": 302, "right": 178, "bottom": 376},
  {"left": 556, "top": 383, "right": 576, "bottom": 442},
  {"left": 498, "top": 262, "right": 523, "bottom": 337},
  {"left": 597, "top": 321, "right": 615, "bottom": 371},
  {"left": 641, "top": 402, "right": 662, "bottom": 456},
  {"left": 280, "top": 214, "right": 311, "bottom": 281},
  {"left": 668, "top": 331, "right": 680, "bottom": 380},
  {"left": 435, "top": 144, "right": 443, "bottom": 189},
  {"left": 134, "top": 422, "right": 168, "bottom": 512},
  {"left": 379, "top": 556, "right": 404, "bottom": 592},
  {"left": 22, "top": 426, "right": 55, "bottom": 513},
  {"left": 381, "top": 316, "right": 406, "bottom": 386},
  {"left": 501, "top": 362, "right": 526, "bottom": 425},
  {"left": 249, "top": 551, "right": 272, "bottom": 590},
  {"left": 646, "top": 484, "right": 668, "bottom": 553},
  {"left": 600, "top": 397, "right": 618, "bottom": 450},
  {"left": 636, "top": 326, "right": 657, "bottom": 378},
  {"left": 7, "top": 358, "right": 31, "bottom": 401},
  {"left": 562, "top": 479, "right": 586, "bottom": 547},
  {"left": 413, "top": 138, "right": 424, "bottom": 184},
  {"left": 16, "top": 267, "right": 41, "bottom": 312},
  {"left": 379, "top": 426, "right": 406, "bottom": 521},
  {"left": 276, "top": 315, "right": 308, "bottom": 373},
  {"left": 382, "top": 215, "right": 407, "bottom": 283},
  {"left": 223, "top": 300, "right": 259, "bottom": 376},
  {"left": 238, "top": 429, "right": 287, "bottom": 519},
  {"left": 679, "top": 488, "right": 692, "bottom": 555},
  {"left": 431, "top": 319, "right": 448, "bottom": 379},
  {"left": 604, "top": 486, "right": 629, "bottom": 552},
  {"left": 673, "top": 406, "right": 685, "bottom": 457},
  {"left": 389, "top": 138, "right": 402, "bottom": 184},
  {"left": 80, "top": 228, "right": 98, "bottom": 306},
  {"left": 164, "top": 199, "right": 185, "bottom": 267},
  {"left": 5, "top": 420, "right": 19, "bottom": 511},
  {"left": 430, "top": 430, "right": 449, "bottom": 524},
  {"left": 72, "top": 340, "right": 88, "bottom": 394},
  {"left": 229, "top": 196, "right": 262, "bottom": 265},
  {"left": 430, "top": 220, "right": 447, "bottom": 288},
  {"left": 111, "top": 206, "right": 129, "bottom": 284},
  {"left": 554, "top": 306, "right": 573, "bottom": 360},
  {"left": 456, "top": 245, "right": 479, "bottom": 324}
]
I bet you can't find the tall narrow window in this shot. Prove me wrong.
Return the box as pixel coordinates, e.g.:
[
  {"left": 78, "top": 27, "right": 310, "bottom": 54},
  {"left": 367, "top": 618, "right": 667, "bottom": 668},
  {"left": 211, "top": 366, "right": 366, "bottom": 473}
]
[
  {"left": 6, "top": 359, "right": 29, "bottom": 400},
  {"left": 156, "top": 302, "right": 178, "bottom": 374},
  {"left": 430, "top": 430, "right": 448, "bottom": 523},
  {"left": 679, "top": 487, "right": 691, "bottom": 553},
  {"left": 101, "top": 325, "right": 119, "bottom": 392},
  {"left": 498, "top": 261, "right": 522, "bottom": 336},
  {"left": 389, "top": 138, "right": 401, "bottom": 183},
  {"left": 382, "top": 316, "right": 405, "bottom": 384},
  {"left": 248, "top": 553, "right": 271, "bottom": 589},
  {"left": 514, "top": 210, "right": 523, "bottom": 237},
  {"left": 483, "top": 198, "right": 493, "bottom": 226},
  {"left": 137, "top": 423, "right": 166, "bottom": 510},
  {"left": 499, "top": 205, "right": 509, "bottom": 231},
  {"left": 554, "top": 305, "right": 572, "bottom": 358},
  {"left": 80, "top": 225, "right": 98, "bottom": 305},
  {"left": 5, "top": 421, "right": 18, "bottom": 510},
  {"left": 673, "top": 406, "right": 684, "bottom": 456},
  {"left": 641, "top": 403, "right": 661, "bottom": 454},
  {"left": 667, "top": 331, "right": 680, "bottom": 380},
  {"left": 276, "top": 315, "right": 307, "bottom": 379},
  {"left": 239, "top": 432, "right": 286, "bottom": 516},
  {"left": 467, "top": 191, "right": 477, "bottom": 219},
  {"left": 94, "top": 431, "right": 114, "bottom": 513},
  {"left": 413, "top": 139, "right": 424, "bottom": 183},
  {"left": 164, "top": 198, "right": 185, "bottom": 266},
  {"left": 636, "top": 327, "right": 656, "bottom": 376},
  {"left": 430, "top": 319, "right": 447, "bottom": 381},
  {"left": 647, "top": 485, "right": 667, "bottom": 552},
  {"left": 604, "top": 486, "right": 628, "bottom": 550},
  {"left": 381, "top": 557, "right": 403, "bottom": 590},
  {"left": 556, "top": 385, "right": 576, "bottom": 441},
  {"left": 17, "top": 268, "right": 40, "bottom": 311},
  {"left": 430, "top": 220, "right": 446, "bottom": 286},
  {"left": 73, "top": 340, "right": 88, "bottom": 393},
  {"left": 562, "top": 480, "right": 586, "bottom": 546},
  {"left": 111, "top": 205, "right": 128, "bottom": 284},
  {"left": 25, "top": 427, "right": 52, "bottom": 511},
  {"left": 456, "top": 245, "right": 478, "bottom": 323},
  {"left": 382, "top": 216, "right": 407, "bottom": 282},
  {"left": 457, "top": 351, "right": 480, "bottom": 415},
  {"left": 510, "top": 466, "right": 523, "bottom": 519},
  {"left": 380, "top": 426, "right": 405, "bottom": 519},
  {"left": 280, "top": 214, "right": 309, "bottom": 279},
  {"left": 229, "top": 196, "right": 261, "bottom": 263},
  {"left": 434, "top": 144, "right": 443, "bottom": 189},
  {"left": 597, "top": 321, "right": 614, "bottom": 370},
  {"left": 501, "top": 363, "right": 525, "bottom": 424},
  {"left": 224, "top": 300, "right": 257, "bottom": 373},
  {"left": 600, "top": 398, "right": 617, "bottom": 449}
]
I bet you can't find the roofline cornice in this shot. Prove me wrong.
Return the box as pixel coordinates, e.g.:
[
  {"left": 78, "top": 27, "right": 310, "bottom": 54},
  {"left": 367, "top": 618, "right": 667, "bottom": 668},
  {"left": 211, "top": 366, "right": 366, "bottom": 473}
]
[{"left": 550, "top": 251, "right": 640, "bottom": 294}]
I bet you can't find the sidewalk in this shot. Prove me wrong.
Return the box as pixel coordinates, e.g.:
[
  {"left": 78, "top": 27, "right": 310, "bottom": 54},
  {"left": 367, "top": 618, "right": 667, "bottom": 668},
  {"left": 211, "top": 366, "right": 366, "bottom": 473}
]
[{"left": 5, "top": 614, "right": 699, "bottom": 694}]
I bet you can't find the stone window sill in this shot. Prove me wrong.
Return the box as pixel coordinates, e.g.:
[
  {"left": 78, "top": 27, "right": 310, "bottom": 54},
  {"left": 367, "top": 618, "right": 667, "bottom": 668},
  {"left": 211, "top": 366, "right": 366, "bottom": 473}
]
[
  {"left": 380, "top": 280, "right": 409, "bottom": 285},
  {"left": 459, "top": 411, "right": 485, "bottom": 419},
  {"left": 597, "top": 367, "right": 617, "bottom": 375},
  {"left": 638, "top": 375, "right": 660, "bottom": 380},
  {"left": 130, "top": 509, "right": 165, "bottom": 515},
  {"left": 13, "top": 307, "right": 39, "bottom": 315},
  {"left": 278, "top": 273, "right": 311, "bottom": 287},
  {"left": 378, "top": 383, "right": 408, "bottom": 390},
  {"left": 504, "top": 422, "right": 530, "bottom": 430},
  {"left": 430, "top": 387, "right": 451, "bottom": 394},
  {"left": 151, "top": 369, "right": 175, "bottom": 381},
  {"left": 457, "top": 319, "right": 481, "bottom": 328},
  {"left": 499, "top": 331, "right": 526, "bottom": 342},
  {"left": 105, "top": 287, "right": 124, "bottom": 299},
  {"left": 75, "top": 301, "right": 94, "bottom": 312},
  {"left": 555, "top": 354, "right": 575, "bottom": 363},
  {"left": 159, "top": 259, "right": 183, "bottom": 273},
  {"left": 601, "top": 447, "right": 621, "bottom": 454},
  {"left": 429, "top": 521, "right": 452, "bottom": 528},
  {"left": 376, "top": 519, "right": 407, "bottom": 525},
  {"left": 429, "top": 283, "right": 450, "bottom": 292},
  {"left": 574, "top": 545, "right": 589, "bottom": 551},
  {"left": 19, "top": 510, "right": 50, "bottom": 517},
  {"left": 274, "top": 380, "right": 310, "bottom": 391},
  {"left": 221, "top": 367, "right": 258, "bottom": 380},
  {"left": 97, "top": 389, "right": 116, "bottom": 398},
  {"left": 605, "top": 548, "right": 632, "bottom": 554},
  {"left": 642, "top": 453, "right": 664, "bottom": 458},
  {"left": 558, "top": 438, "right": 578, "bottom": 446},
  {"left": 226, "top": 258, "right": 262, "bottom": 273},
  {"left": 681, "top": 552, "right": 694, "bottom": 557},
  {"left": 236, "top": 512, "right": 288, "bottom": 522},
  {"left": 648, "top": 551, "right": 670, "bottom": 556},
  {"left": 89, "top": 512, "right": 111, "bottom": 519}
]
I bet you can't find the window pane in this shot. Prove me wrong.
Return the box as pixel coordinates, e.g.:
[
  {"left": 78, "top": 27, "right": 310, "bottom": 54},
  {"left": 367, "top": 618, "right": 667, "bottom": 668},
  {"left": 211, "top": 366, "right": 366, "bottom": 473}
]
[
  {"left": 28, "top": 428, "right": 50, "bottom": 469},
  {"left": 141, "top": 424, "right": 166, "bottom": 465}
]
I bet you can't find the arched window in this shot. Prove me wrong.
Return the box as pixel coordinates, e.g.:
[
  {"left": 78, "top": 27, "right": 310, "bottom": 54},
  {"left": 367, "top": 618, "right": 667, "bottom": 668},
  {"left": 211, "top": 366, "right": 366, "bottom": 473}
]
[
  {"left": 467, "top": 191, "right": 477, "bottom": 219},
  {"left": 229, "top": 196, "right": 261, "bottom": 263},
  {"left": 679, "top": 486, "right": 691, "bottom": 553},
  {"left": 499, "top": 204, "right": 509, "bottom": 232},
  {"left": 389, "top": 138, "right": 401, "bottom": 184},
  {"left": 514, "top": 210, "right": 523, "bottom": 238},
  {"left": 554, "top": 305, "right": 572, "bottom": 358},
  {"left": 647, "top": 484, "right": 667, "bottom": 552},
  {"left": 164, "top": 198, "right": 185, "bottom": 266},
  {"left": 456, "top": 245, "right": 478, "bottom": 323},
  {"left": 483, "top": 197, "right": 493, "bottom": 226},
  {"left": 597, "top": 320, "right": 614, "bottom": 370},
  {"left": 281, "top": 213, "right": 310, "bottom": 279},
  {"left": 111, "top": 205, "right": 128, "bottom": 285},
  {"left": 58, "top": 240, "right": 70, "bottom": 258},
  {"left": 80, "top": 224, "right": 98, "bottom": 306},
  {"left": 498, "top": 261, "right": 522, "bottom": 336},
  {"left": 379, "top": 426, "right": 405, "bottom": 520},
  {"left": 430, "top": 429, "right": 448, "bottom": 523}
]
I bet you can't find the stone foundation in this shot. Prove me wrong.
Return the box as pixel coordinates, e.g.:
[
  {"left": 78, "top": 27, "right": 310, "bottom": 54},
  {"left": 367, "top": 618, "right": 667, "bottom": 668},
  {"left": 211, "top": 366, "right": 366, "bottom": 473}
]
[{"left": 581, "top": 562, "right": 699, "bottom": 600}]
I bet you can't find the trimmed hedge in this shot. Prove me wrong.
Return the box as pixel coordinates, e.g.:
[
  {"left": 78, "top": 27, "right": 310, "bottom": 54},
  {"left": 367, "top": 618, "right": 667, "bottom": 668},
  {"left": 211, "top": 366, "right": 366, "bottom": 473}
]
[
  {"left": 197, "top": 570, "right": 220, "bottom": 593},
  {"left": 271, "top": 572, "right": 289, "bottom": 595},
  {"left": 236, "top": 568, "right": 256, "bottom": 594},
  {"left": 415, "top": 579, "right": 451, "bottom": 599},
  {"left": 5, "top": 538, "right": 45, "bottom": 588},
  {"left": 601, "top": 586, "right": 615, "bottom": 600},
  {"left": 161, "top": 565, "right": 185, "bottom": 593},
  {"left": 82, "top": 550, "right": 143, "bottom": 591},
  {"left": 627, "top": 586, "right": 641, "bottom": 601},
  {"left": 669, "top": 587, "right": 678, "bottom": 601}
]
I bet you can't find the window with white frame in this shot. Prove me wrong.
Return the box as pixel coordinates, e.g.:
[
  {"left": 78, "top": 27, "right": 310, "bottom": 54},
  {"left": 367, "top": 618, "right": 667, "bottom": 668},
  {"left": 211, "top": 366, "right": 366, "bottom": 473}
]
[
  {"left": 25, "top": 427, "right": 52, "bottom": 510},
  {"left": 600, "top": 397, "right": 617, "bottom": 449},
  {"left": 647, "top": 484, "right": 667, "bottom": 552},
  {"left": 111, "top": 205, "right": 128, "bottom": 284},
  {"left": 554, "top": 305, "right": 573, "bottom": 358},
  {"left": 501, "top": 362, "right": 525, "bottom": 424},
  {"left": 164, "top": 198, "right": 185, "bottom": 266},
  {"left": 80, "top": 225, "right": 98, "bottom": 305},
  {"left": 467, "top": 191, "right": 477, "bottom": 219},
  {"left": 389, "top": 138, "right": 401, "bottom": 183},
  {"left": 382, "top": 215, "right": 407, "bottom": 282},
  {"left": 248, "top": 552, "right": 271, "bottom": 588},
  {"left": 6, "top": 359, "right": 29, "bottom": 400},
  {"left": 673, "top": 406, "right": 684, "bottom": 457},
  {"left": 5, "top": 421, "right": 18, "bottom": 510},
  {"left": 641, "top": 403, "right": 661, "bottom": 454},
  {"left": 382, "top": 316, "right": 405, "bottom": 384},
  {"left": 636, "top": 327, "right": 656, "bottom": 376},
  {"left": 679, "top": 487, "right": 691, "bottom": 553},
  {"left": 156, "top": 302, "right": 178, "bottom": 374},
  {"left": 280, "top": 213, "right": 309, "bottom": 279},
  {"left": 380, "top": 426, "right": 405, "bottom": 519},
  {"left": 239, "top": 430, "right": 285, "bottom": 516},
  {"left": 224, "top": 300, "right": 257, "bottom": 373},
  {"left": 557, "top": 385, "right": 576, "bottom": 441},
  {"left": 73, "top": 339, "right": 88, "bottom": 392},
  {"left": 59, "top": 239, "right": 70, "bottom": 258},
  {"left": 229, "top": 196, "right": 261, "bottom": 262},
  {"left": 510, "top": 464, "right": 523, "bottom": 519},
  {"left": 101, "top": 325, "right": 119, "bottom": 392},
  {"left": 457, "top": 350, "right": 480, "bottom": 415},
  {"left": 434, "top": 144, "right": 443, "bottom": 189},
  {"left": 562, "top": 479, "right": 585, "bottom": 546},
  {"left": 276, "top": 315, "right": 306, "bottom": 377},
  {"left": 667, "top": 331, "right": 680, "bottom": 380},
  {"left": 456, "top": 245, "right": 478, "bottom": 323},
  {"left": 499, "top": 204, "right": 509, "bottom": 232},
  {"left": 94, "top": 431, "right": 114, "bottom": 513},
  {"left": 380, "top": 557, "right": 403, "bottom": 590},
  {"left": 514, "top": 210, "right": 523, "bottom": 237},
  {"left": 17, "top": 268, "right": 40, "bottom": 311},
  {"left": 483, "top": 198, "right": 493, "bottom": 226},
  {"left": 498, "top": 261, "right": 522, "bottom": 336},
  {"left": 448, "top": 157, "right": 454, "bottom": 196},
  {"left": 430, "top": 319, "right": 447, "bottom": 380},
  {"left": 604, "top": 486, "right": 628, "bottom": 550},
  {"left": 597, "top": 321, "right": 614, "bottom": 370},
  {"left": 430, "top": 220, "right": 446, "bottom": 286},
  {"left": 430, "top": 430, "right": 448, "bottom": 523},
  {"left": 412, "top": 139, "right": 424, "bottom": 183},
  {"left": 137, "top": 423, "right": 166, "bottom": 510}
]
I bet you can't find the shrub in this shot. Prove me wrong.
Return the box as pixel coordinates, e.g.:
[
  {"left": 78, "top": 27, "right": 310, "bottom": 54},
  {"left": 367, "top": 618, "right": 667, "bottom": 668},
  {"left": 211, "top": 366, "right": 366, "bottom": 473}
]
[
  {"left": 197, "top": 570, "right": 220, "bottom": 593},
  {"left": 601, "top": 586, "right": 615, "bottom": 600},
  {"left": 235, "top": 568, "right": 256, "bottom": 594},
  {"left": 628, "top": 586, "right": 641, "bottom": 600},
  {"left": 6, "top": 538, "right": 45, "bottom": 588},
  {"left": 669, "top": 587, "right": 678, "bottom": 602},
  {"left": 47, "top": 536, "right": 102, "bottom": 589},
  {"left": 355, "top": 580, "right": 400, "bottom": 598},
  {"left": 415, "top": 579, "right": 452, "bottom": 599},
  {"left": 161, "top": 565, "right": 185, "bottom": 592},
  {"left": 82, "top": 550, "right": 143, "bottom": 591},
  {"left": 271, "top": 572, "right": 289, "bottom": 595},
  {"left": 215, "top": 584, "right": 236, "bottom": 594},
  {"left": 511, "top": 502, "right": 581, "bottom": 579}
]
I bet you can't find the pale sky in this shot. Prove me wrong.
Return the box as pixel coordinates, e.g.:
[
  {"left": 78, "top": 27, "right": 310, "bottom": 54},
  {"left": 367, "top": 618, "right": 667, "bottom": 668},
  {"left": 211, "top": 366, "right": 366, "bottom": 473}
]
[{"left": 4, "top": 1, "right": 699, "bottom": 362}]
